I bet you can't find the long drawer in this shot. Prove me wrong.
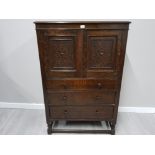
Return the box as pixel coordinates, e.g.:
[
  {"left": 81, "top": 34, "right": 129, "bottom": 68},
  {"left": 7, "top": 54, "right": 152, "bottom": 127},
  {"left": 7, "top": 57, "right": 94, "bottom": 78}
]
[
  {"left": 45, "top": 79, "right": 117, "bottom": 90},
  {"left": 47, "top": 90, "right": 116, "bottom": 106},
  {"left": 49, "top": 106, "right": 114, "bottom": 120}
]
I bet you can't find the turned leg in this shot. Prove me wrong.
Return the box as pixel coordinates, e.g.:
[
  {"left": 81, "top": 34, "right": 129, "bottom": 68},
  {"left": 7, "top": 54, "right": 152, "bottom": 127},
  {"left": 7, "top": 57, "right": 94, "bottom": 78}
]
[
  {"left": 110, "top": 122, "right": 115, "bottom": 135},
  {"left": 47, "top": 121, "right": 53, "bottom": 135}
]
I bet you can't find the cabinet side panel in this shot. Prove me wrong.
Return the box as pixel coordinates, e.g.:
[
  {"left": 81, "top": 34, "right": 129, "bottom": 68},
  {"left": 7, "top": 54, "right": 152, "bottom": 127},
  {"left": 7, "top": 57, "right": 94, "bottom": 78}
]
[
  {"left": 112, "top": 29, "right": 129, "bottom": 125},
  {"left": 35, "top": 29, "right": 50, "bottom": 124}
]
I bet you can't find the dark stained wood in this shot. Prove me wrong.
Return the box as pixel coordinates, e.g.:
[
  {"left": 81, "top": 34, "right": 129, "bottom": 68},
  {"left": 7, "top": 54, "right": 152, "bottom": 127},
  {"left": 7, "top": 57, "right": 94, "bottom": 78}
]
[
  {"left": 85, "top": 30, "right": 122, "bottom": 78},
  {"left": 47, "top": 90, "right": 116, "bottom": 106},
  {"left": 35, "top": 21, "right": 130, "bottom": 134},
  {"left": 49, "top": 106, "right": 114, "bottom": 120},
  {"left": 34, "top": 21, "right": 130, "bottom": 30},
  {"left": 34, "top": 21, "right": 131, "bottom": 24},
  {"left": 40, "top": 30, "right": 83, "bottom": 78},
  {"left": 45, "top": 79, "right": 118, "bottom": 90}
]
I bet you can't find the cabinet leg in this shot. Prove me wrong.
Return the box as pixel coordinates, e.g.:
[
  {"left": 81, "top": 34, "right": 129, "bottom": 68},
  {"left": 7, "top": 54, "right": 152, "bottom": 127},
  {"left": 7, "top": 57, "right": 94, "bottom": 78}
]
[
  {"left": 111, "top": 128, "right": 115, "bottom": 135},
  {"left": 47, "top": 121, "right": 53, "bottom": 135},
  {"left": 110, "top": 122, "right": 115, "bottom": 135}
]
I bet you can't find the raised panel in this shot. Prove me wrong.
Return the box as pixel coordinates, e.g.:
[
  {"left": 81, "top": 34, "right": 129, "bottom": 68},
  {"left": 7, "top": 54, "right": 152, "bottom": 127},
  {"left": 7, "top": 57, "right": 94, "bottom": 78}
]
[
  {"left": 42, "top": 30, "right": 83, "bottom": 78},
  {"left": 85, "top": 30, "right": 122, "bottom": 78},
  {"left": 48, "top": 36, "right": 75, "bottom": 70},
  {"left": 88, "top": 36, "right": 116, "bottom": 69}
]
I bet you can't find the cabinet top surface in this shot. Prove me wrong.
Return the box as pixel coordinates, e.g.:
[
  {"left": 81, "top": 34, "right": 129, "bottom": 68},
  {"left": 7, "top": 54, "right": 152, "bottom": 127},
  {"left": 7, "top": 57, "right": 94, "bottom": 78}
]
[{"left": 34, "top": 21, "right": 131, "bottom": 24}]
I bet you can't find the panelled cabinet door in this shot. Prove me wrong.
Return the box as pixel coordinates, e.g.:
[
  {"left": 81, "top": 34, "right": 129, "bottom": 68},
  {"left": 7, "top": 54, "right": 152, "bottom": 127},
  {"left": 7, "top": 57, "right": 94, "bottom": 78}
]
[
  {"left": 42, "top": 30, "right": 82, "bottom": 79},
  {"left": 85, "top": 30, "right": 122, "bottom": 79}
]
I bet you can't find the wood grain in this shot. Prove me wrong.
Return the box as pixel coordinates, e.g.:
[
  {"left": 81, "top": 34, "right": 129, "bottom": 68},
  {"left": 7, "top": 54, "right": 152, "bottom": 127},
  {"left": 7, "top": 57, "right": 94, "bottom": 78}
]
[{"left": 35, "top": 21, "right": 130, "bottom": 134}]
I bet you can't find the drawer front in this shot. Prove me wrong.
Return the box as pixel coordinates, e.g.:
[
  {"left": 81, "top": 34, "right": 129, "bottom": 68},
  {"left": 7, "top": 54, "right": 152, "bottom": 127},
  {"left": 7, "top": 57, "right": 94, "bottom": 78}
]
[
  {"left": 47, "top": 90, "right": 116, "bottom": 106},
  {"left": 46, "top": 79, "right": 117, "bottom": 90},
  {"left": 49, "top": 106, "right": 114, "bottom": 120}
]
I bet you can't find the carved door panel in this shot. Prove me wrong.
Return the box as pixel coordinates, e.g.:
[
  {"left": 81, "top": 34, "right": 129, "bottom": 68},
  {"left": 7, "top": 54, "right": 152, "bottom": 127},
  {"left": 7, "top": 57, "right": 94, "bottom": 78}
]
[
  {"left": 43, "top": 30, "right": 82, "bottom": 79},
  {"left": 85, "top": 30, "right": 122, "bottom": 79}
]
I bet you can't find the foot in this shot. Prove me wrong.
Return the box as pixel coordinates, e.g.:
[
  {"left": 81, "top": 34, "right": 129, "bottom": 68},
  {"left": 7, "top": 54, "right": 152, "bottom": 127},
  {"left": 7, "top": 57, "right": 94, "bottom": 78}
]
[{"left": 47, "top": 122, "right": 53, "bottom": 135}]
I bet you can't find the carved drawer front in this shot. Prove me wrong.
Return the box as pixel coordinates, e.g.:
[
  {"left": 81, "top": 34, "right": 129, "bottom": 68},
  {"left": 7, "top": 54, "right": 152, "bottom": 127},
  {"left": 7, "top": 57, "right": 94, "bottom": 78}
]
[
  {"left": 47, "top": 90, "right": 116, "bottom": 106},
  {"left": 46, "top": 79, "right": 117, "bottom": 90},
  {"left": 42, "top": 30, "right": 83, "bottom": 78},
  {"left": 49, "top": 106, "right": 114, "bottom": 120},
  {"left": 85, "top": 30, "right": 122, "bottom": 78}
]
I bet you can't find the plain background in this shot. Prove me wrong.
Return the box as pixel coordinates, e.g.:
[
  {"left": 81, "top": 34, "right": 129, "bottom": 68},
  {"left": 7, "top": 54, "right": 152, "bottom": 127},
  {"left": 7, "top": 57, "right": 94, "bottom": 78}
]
[
  {"left": 0, "top": 19, "right": 155, "bottom": 107},
  {"left": 0, "top": 0, "right": 155, "bottom": 155}
]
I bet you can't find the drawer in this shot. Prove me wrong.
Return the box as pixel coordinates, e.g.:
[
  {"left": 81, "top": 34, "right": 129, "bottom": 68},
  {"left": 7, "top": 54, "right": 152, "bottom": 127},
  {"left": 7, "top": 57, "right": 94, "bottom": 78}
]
[
  {"left": 46, "top": 79, "right": 117, "bottom": 90},
  {"left": 49, "top": 106, "right": 114, "bottom": 120},
  {"left": 47, "top": 90, "right": 116, "bottom": 106}
]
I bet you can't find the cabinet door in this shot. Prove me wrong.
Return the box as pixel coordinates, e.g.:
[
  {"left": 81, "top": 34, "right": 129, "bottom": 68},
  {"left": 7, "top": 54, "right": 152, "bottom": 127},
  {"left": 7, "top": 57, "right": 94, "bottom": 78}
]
[
  {"left": 42, "top": 30, "right": 83, "bottom": 79},
  {"left": 85, "top": 30, "right": 122, "bottom": 79}
]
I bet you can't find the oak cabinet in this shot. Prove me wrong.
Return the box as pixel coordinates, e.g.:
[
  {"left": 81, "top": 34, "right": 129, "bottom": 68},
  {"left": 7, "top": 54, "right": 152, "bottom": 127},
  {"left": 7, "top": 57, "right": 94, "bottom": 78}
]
[{"left": 35, "top": 21, "right": 130, "bottom": 134}]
